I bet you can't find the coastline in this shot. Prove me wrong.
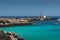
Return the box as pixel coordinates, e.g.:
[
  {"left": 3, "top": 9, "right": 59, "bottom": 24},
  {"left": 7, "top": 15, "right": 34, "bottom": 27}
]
[
  {"left": 0, "top": 31, "right": 24, "bottom": 40},
  {"left": 0, "top": 16, "right": 58, "bottom": 27}
]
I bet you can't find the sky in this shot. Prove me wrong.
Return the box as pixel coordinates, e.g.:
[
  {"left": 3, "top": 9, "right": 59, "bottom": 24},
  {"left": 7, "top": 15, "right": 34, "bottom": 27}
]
[{"left": 0, "top": 0, "right": 60, "bottom": 16}]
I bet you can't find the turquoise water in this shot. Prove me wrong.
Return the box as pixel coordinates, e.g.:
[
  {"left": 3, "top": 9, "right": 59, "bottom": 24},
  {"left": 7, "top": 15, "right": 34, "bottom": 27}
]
[{"left": 0, "top": 25, "right": 60, "bottom": 40}]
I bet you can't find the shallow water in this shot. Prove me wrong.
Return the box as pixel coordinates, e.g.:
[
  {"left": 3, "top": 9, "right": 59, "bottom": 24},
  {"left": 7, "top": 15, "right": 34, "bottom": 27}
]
[{"left": 0, "top": 24, "right": 60, "bottom": 40}]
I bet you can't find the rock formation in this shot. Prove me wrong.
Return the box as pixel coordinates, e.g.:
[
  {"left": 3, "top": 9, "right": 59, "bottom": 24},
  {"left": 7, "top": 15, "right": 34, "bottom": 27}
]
[{"left": 0, "top": 31, "right": 24, "bottom": 40}]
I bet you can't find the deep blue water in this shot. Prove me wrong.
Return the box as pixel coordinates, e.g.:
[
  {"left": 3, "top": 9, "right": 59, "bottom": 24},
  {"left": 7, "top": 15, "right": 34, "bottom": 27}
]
[
  {"left": 0, "top": 16, "right": 60, "bottom": 40},
  {"left": 0, "top": 16, "right": 60, "bottom": 18}
]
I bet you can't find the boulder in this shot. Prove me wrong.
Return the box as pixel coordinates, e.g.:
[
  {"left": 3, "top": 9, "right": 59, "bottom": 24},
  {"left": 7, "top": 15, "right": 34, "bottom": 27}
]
[{"left": 0, "top": 31, "right": 24, "bottom": 40}]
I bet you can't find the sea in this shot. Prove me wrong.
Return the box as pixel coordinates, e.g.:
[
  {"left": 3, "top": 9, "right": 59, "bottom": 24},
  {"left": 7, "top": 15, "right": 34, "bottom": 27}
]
[{"left": 0, "top": 16, "right": 60, "bottom": 40}]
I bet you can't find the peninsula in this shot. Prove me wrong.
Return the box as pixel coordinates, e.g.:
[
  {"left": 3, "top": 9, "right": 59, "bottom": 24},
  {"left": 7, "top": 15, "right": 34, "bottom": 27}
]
[{"left": 0, "top": 16, "right": 57, "bottom": 27}]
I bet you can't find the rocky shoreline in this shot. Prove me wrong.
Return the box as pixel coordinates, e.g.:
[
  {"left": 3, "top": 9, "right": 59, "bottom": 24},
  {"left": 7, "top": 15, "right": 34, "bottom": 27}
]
[
  {"left": 0, "top": 16, "right": 57, "bottom": 27},
  {"left": 0, "top": 18, "right": 32, "bottom": 27},
  {"left": 0, "top": 31, "right": 24, "bottom": 40}
]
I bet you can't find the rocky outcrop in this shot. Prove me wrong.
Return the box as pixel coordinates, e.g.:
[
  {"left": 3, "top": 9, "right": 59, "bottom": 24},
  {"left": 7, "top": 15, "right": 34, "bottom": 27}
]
[
  {"left": 0, "top": 18, "right": 31, "bottom": 26},
  {"left": 0, "top": 31, "right": 24, "bottom": 40},
  {"left": 0, "top": 16, "right": 57, "bottom": 26}
]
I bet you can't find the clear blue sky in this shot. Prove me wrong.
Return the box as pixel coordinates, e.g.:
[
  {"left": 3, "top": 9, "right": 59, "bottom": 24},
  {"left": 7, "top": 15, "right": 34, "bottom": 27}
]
[{"left": 0, "top": 0, "right": 60, "bottom": 16}]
